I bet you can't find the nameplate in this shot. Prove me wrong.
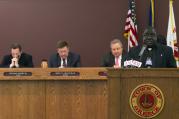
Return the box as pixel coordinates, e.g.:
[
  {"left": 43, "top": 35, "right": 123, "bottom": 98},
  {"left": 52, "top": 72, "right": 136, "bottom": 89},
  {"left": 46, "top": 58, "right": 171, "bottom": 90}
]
[
  {"left": 4, "top": 72, "right": 32, "bottom": 76},
  {"left": 50, "top": 72, "right": 80, "bottom": 76},
  {"left": 98, "top": 72, "right": 107, "bottom": 76}
]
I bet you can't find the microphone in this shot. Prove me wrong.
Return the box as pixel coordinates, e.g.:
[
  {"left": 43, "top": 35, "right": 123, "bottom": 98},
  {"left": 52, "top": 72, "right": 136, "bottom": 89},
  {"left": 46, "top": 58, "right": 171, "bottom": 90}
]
[
  {"left": 138, "top": 44, "right": 147, "bottom": 58},
  {"left": 124, "top": 60, "right": 142, "bottom": 68}
]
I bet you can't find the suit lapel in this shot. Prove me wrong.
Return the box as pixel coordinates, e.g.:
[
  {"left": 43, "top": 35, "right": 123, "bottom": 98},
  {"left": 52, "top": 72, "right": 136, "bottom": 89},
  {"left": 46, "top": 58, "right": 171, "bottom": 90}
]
[
  {"left": 67, "top": 53, "right": 72, "bottom": 67},
  {"left": 153, "top": 46, "right": 164, "bottom": 68},
  {"left": 121, "top": 55, "right": 125, "bottom": 67},
  {"left": 110, "top": 54, "right": 115, "bottom": 66},
  {"left": 57, "top": 54, "right": 61, "bottom": 67},
  {"left": 152, "top": 48, "right": 157, "bottom": 67}
]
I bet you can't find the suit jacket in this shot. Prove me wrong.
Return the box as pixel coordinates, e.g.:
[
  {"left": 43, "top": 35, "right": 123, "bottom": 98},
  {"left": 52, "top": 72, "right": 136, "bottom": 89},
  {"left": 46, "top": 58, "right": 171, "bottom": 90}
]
[
  {"left": 101, "top": 52, "right": 127, "bottom": 67},
  {"left": 49, "top": 52, "right": 81, "bottom": 67},
  {"left": 1, "top": 52, "right": 34, "bottom": 68},
  {"left": 128, "top": 43, "right": 177, "bottom": 68}
]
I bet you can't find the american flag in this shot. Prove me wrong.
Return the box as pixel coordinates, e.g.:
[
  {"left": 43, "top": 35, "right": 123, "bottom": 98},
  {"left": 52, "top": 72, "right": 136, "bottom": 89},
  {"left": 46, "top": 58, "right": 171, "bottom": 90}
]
[{"left": 124, "top": 0, "right": 138, "bottom": 51}]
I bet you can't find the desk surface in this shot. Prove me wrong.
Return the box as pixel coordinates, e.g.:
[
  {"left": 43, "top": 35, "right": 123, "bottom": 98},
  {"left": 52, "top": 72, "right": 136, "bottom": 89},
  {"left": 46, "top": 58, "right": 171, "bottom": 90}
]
[{"left": 0, "top": 68, "right": 107, "bottom": 80}]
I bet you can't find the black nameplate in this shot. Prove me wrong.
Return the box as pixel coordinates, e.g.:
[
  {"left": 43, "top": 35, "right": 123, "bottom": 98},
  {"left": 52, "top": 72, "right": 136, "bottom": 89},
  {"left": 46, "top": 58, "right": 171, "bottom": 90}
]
[
  {"left": 50, "top": 72, "right": 80, "bottom": 76},
  {"left": 4, "top": 72, "right": 32, "bottom": 76}
]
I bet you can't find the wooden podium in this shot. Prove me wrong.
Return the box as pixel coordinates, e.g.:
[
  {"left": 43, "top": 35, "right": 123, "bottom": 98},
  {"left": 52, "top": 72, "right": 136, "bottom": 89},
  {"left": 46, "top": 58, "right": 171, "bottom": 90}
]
[
  {"left": 0, "top": 68, "right": 108, "bottom": 119},
  {"left": 108, "top": 68, "right": 179, "bottom": 119}
]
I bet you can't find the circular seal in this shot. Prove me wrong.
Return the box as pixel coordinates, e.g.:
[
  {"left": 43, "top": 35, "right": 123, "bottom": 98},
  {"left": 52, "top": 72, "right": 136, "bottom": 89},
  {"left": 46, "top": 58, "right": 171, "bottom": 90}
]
[{"left": 129, "top": 83, "right": 164, "bottom": 118}]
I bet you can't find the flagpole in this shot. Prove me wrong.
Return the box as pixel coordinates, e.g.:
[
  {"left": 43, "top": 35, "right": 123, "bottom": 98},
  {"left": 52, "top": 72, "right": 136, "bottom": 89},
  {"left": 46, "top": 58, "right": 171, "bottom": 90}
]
[
  {"left": 151, "top": 0, "right": 155, "bottom": 27},
  {"left": 170, "top": 0, "right": 173, "bottom": 4}
]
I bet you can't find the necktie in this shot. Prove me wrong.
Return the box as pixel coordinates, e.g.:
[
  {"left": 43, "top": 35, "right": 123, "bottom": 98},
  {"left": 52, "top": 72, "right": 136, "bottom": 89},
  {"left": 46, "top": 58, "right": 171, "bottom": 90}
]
[
  {"left": 115, "top": 57, "right": 119, "bottom": 66},
  {"left": 62, "top": 59, "right": 67, "bottom": 67}
]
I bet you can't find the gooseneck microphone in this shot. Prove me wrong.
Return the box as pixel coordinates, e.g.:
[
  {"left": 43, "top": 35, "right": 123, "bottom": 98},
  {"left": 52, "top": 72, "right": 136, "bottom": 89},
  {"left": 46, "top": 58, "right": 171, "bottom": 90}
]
[{"left": 138, "top": 44, "right": 147, "bottom": 58}]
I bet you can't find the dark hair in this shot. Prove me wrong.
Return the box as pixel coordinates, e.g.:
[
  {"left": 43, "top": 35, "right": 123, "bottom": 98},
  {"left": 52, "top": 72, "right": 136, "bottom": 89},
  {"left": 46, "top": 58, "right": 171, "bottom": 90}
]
[
  {"left": 143, "top": 26, "right": 157, "bottom": 35},
  {"left": 56, "top": 41, "right": 69, "bottom": 49},
  {"left": 10, "top": 43, "right": 22, "bottom": 51}
]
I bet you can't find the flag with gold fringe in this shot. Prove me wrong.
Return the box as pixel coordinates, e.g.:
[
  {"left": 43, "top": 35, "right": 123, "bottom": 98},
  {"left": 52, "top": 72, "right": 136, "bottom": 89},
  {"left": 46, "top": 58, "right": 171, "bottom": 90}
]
[{"left": 167, "top": 0, "right": 179, "bottom": 67}]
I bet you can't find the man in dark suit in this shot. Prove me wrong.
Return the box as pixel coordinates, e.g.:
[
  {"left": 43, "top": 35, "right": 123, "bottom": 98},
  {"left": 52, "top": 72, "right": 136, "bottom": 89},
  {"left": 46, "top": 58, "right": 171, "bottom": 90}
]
[
  {"left": 49, "top": 41, "right": 81, "bottom": 68},
  {"left": 157, "top": 34, "right": 167, "bottom": 45},
  {"left": 128, "top": 27, "right": 176, "bottom": 68},
  {"left": 101, "top": 38, "right": 127, "bottom": 68},
  {"left": 1, "top": 43, "right": 34, "bottom": 68}
]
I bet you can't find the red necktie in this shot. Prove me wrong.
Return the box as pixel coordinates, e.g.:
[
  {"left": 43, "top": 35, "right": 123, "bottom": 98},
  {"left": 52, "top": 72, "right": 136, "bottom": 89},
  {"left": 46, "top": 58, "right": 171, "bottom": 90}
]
[{"left": 115, "top": 57, "right": 119, "bottom": 66}]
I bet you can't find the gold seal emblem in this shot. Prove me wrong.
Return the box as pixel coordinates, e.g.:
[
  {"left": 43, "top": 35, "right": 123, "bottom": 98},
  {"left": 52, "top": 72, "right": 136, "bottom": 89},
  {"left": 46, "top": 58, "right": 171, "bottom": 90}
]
[{"left": 129, "top": 83, "right": 164, "bottom": 118}]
